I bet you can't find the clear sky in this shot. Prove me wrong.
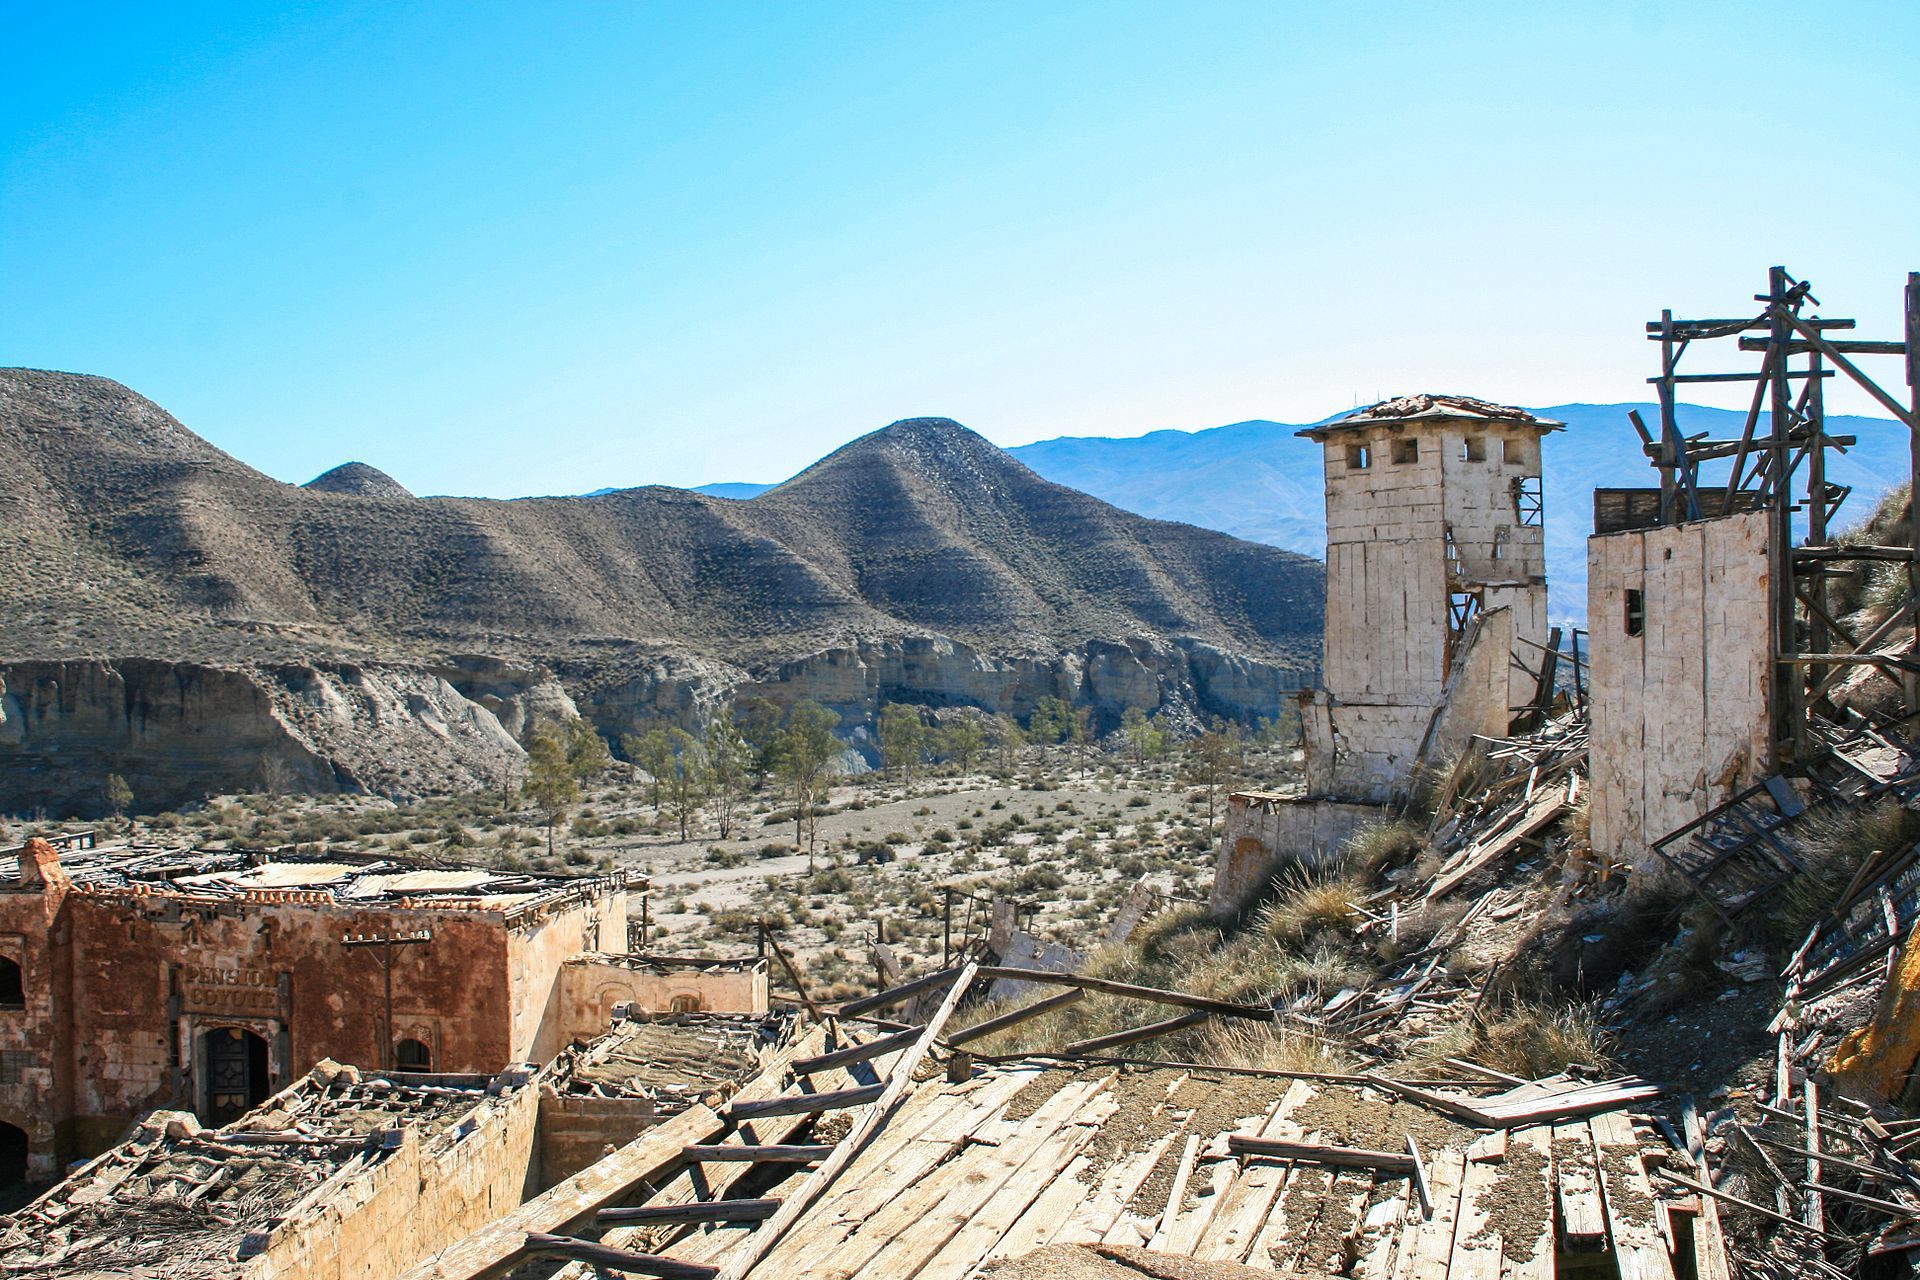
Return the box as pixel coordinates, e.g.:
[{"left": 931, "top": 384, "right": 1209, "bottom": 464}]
[{"left": 3, "top": 1, "right": 1915, "bottom": 496}]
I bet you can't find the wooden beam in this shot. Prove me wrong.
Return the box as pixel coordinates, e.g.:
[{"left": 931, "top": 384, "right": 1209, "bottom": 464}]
[
  {"left": 1059, "top": 1010, "right": 1210, "bottom": 1057},
  {"left": 723, "top": 1084, "right": 883, "bottom": 1122},
  {"left": 715, "top": 960, "right": 980, "bottom": 1280},
  {"left": 1227, "top": 1134, "right": 1415, "bottom": 1173},
  {"left": 1405, "top": 1134, "right": 1433, "bottom": 1219},
  {"left": 944, "top": 987, "right": 1086, "bottom": 1048},
  {"left": 522, "top": 1233, "right": 718, "bottom": 1280},
  {"left": 791, "top": 1026, "right": 922, "bottom": 1075},
  {"left": 680, "top": 1144, "right": 829, "bottom": 1164},
  {"left": 834, "top": 965, "right": 962, "bottom": 1018},
  {"left": 596, "top": 1199, "right": 781, "bottom": 1226},
  {"left": 973, "top": 966, "right": 1275, "bottom": 1021}
]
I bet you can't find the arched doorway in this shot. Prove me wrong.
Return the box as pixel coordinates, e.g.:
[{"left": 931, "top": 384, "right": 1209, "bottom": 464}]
[
  {"left": 394, "top": 1038, "right": 432, "bottom": 1072},
  {"left": 201, "top": 1027, "right": 269, "bottom": 1125},
  {"left": 0, "top": 1123, "right": 29, "bottom": 1210}
]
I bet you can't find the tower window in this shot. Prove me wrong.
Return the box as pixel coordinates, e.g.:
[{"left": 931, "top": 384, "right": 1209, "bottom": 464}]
[
  {"left": 0, "top": 957, "right": 21, "bottom": 1010},
  {"left": 1392, "top": 438, "right": 1419, "bottom": 465},
  {"left": 1624, "top": 589, "right": 1645, "bottom": 637},
  {"left": 394, "top": 1038, "right": 432, "bottom": 1072},
  {"left": 1461, "top": 436, "right": 1487, "bottom": 462},
  {"left": 1503, "top": 437, "right": 1533, "bottom": 466},
  {"left": 1345, "top": 443, "right": 1370, "bottom": 470}
]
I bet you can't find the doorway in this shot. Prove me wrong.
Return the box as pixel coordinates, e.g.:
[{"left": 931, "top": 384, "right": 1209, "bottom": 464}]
[{"left": 201, "top": 1027, "right": 269, "bottom": 1125}]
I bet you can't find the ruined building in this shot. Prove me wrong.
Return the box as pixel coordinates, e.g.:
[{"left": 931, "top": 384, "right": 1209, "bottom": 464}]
[
  {"left": 0, "top": 833, "right": 653, "bottom": 1182},
  {"left": 1298, "top": 394, "right": 1557, "bottom": 800},
  {"left": 1215, "top": 395, "right": 1557, "bottom": 909}
]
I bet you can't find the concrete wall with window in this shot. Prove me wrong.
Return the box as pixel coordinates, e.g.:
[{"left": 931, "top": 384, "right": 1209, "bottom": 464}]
[{"left": 1587, "top": 509, "right": 1772, "bottom": 866}]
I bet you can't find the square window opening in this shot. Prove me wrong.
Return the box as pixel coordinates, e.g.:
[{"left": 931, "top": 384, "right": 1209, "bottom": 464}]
[
  {"left": 1346, "top": 444, "right": 1371, "bottom": 470},
  {"left": 1624, "top": 588, "right": 1645, "bottom": 637},
  {"left": 1503, "top": 437, "right": 1533, "bottom": 466},
  {"left": 1462, "top": 436, "right": 1487, "bottom": 462},
  {"left": 1391, "top": 438, "right": 1419, "bottom": 465}
]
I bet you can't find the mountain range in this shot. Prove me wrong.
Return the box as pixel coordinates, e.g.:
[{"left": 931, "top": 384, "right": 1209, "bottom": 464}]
[
  {"left": 697, "top": 403, "right": 1910, "bottom": 624},
  {"left": 0, "top": 369, "right": 1321, "bottom": 812}
]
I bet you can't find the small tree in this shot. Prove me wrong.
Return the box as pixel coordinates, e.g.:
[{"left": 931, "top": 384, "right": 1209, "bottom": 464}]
[
  {"left": 1067, "top": 707, "right": 1096, "bottom": 778},
  {"left": 876, "top": 702, "right": 926, "bottom": 786},
  {"left": 704, "top": 712, "right": 750, "bottom": 839},
  {"left": 522, "top": 730, "right": 580, "bottom": 857},
  {"left": 988, "top": 714, "right": 1025, "bottom": 777},
  {"left": 737, "top": 697, "right": 785, "bottom": 788},
  {"left": 776, "top": 701, "right": 840, "bottom": 868},
  {"left": 564, "top": 718, "right": 612, "bottom": 781},
  {"left": 104, "top": 774, "right": 133, "bottom": 825},
  {"left": 1027, "top": 697, "right": 1071, "bottom": 753},
  {"left": 662, "top": 728, "right": 710, "bottom": 842},
  {"left": 621, "top": 727, "right": 676, "bottom": 814},
  {"left": 937, "top": 719, "right": 985, "bottom": 775},
  {"left": 1183, "top": 719, "right": 1244, "bottom": 842},
  {"left": 1121, "top": 706, "right": 1167, "bottom": 769}
]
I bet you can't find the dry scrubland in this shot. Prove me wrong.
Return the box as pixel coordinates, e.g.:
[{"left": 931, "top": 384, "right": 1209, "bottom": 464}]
[{"left": 3, "top": 744, "right": 1283, "bottom": 1001}]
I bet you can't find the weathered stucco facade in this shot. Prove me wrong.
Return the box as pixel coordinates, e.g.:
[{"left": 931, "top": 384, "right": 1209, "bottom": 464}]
[
  {"left": 0, "top": 835, "right": 633, "bottom": 1178},
  {"left": 1586, "top": 509, "right": 1772, "bottom": 866},
  {"left": 1210, "top": 791, "right": 1383, "bottom": 913},
  {"left": 1298, "top": 396, "right": 1556, "bottom": 801}
]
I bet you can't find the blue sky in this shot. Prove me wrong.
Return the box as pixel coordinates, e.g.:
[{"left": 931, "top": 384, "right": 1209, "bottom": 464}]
[{"left": 3, "top": 1, "right": 1915, "bottom": 496}]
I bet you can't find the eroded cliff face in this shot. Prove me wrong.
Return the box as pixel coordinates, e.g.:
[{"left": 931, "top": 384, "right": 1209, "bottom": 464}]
[
  {"left": 0, "top": 659, "right": 524, "bottom": 816},
  {"left": 0, "top": 634, "right": 1311, "bottom": 816}
]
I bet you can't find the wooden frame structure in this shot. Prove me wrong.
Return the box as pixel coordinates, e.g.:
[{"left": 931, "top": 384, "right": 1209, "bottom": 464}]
[{"left": 1635, "top": 266, "right": 1920, "bottom": 766}]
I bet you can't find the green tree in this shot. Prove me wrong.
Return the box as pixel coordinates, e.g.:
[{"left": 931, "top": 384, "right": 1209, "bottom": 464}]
[
  {"left": 737, "top": 697, "right": 786, "bottom": 787},
  {"left": 522, "top": 730, "right": 580, "bottom": 857},
  {"left": 661, "top": 728, "right": 710, "bottom": 842},
  {"left": 704, "top": 712, "right": 751, "bottom": 839},
  {"left": 104, "top": 773, "right": 134, "bottom": 824},
  {"left": 1121, "top": 706, "right": 1167, "bottom": 769},
  {"left": 621, "top": 727, "right": 676, "bottom": 814},
  {"left": 988, "top": 714, "right": 1025, "bottom": 776},
  {"left": 1067, "top": 706, "right": 1096, "bottom": 778},
  {"left": 1183, "top": 719, "right": 1244, "bottom": 842},
  {"left": 877, "top": 702, "right": 927, "bottom": 786},
  {"left": 776, "top": 701, "right": 841, "bottom": 867},
  {"left": 936, "top": 719, "right": 985, "bottom": 775},
  {"left": 564, "top": 718, "right": 612, "bottom": 781},
  {"left": 1026, "top": 697, "right": 1071, "bottom": 749}
]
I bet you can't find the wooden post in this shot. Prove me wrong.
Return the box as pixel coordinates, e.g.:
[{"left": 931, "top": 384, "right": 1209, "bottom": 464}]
[
  {"left": 1768, "top": 266, "right": 1800, "bottom": 766},
  {"left": 1906, "top": 270, "right": 1920, "bottom": 728}
]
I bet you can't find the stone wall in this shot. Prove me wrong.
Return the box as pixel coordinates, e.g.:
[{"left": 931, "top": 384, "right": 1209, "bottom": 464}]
[
  {"left": 535, "top": 1093, "right": 661, "bottom": 1187},
  {"left": 247, "top": 1079, "right": 543, "bottom": 1280},
  {"left": 1211, "top": 792, "right": 1384, "bottom": 914},
  {"left": 1587, "top": 509, "right": 1771, "bottom": 866},
  {"left": 541, "top": 956, "right": 769, "bottom": 1056}
]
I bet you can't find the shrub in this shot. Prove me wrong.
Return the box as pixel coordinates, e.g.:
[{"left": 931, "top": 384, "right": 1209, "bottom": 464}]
[{"left": 1256, "top": 871, "right": 1366, "bottom": 944}]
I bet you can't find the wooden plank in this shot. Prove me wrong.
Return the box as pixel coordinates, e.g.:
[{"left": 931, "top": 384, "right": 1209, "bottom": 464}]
[
  {"left": 1191, "top": 1081, "right": 1312, "bottom": 1264},
  {"left": 1680, "top": 1100, "right": 1734, "bottom": 1280},
  {"left": 1060, "top": 1009, "right": 1210, "bottom": 1057},
  {"left": 790, "top": 1026, "right": 922, "bottom": 1075},
  {"left": 1445, "top": 1145, "right": 1504, "bottom": 1280},
  {"left": 1401, "top": 1148, "right": 1469, "bottom": 1280},
  {"left": 1590, "top": 1109, "right": 1677, "bottom": 1280},
  {"left": 1051, "top": 1129, "right": 1175, "bottom": 1246},
  {"left": 807, "top": 1071, "right": 1116, "bottom": 1279},
  {"left": 974, "top": 965, "right": 1277, "bottom": 1020},
  {"left": 724, "top": 1083, "right": 884, "bottom": 1122},
  {"left": 916, "top": 1091, "right": 1107, "bottom": 1278},
  {"left": 833, "top": 965, "right": 962, "bottom": 1018},
  {"left": 716, "top": 960, "right": 979, "bottom": 1280},
  {"left": 1805, "top": 1078, "right": 1825, "bottom": 1233},
  {"left": 523, "top": 1234, "right": 717, "bottom": 1280},
  {"left": 597, "top": 1199, "right": 780, "bottom": 1226},
  {"left": 1146, "top": 1134, "right": 1202, "bottom": 1251},
  {"left": 1553, "top": 1122, "right": 1607, "bottom": 1250},
  {"left": 679, "top": 1144, "right": 829, "bottom": 1164},
  {"left": 1502, "top": 1126, "right": 1557, "bottom": 1280},
  {"left": 1405, "top": 1135, "right": 1432, "bottom": 1219},
  {"left": 1230, "top": 1135, "right": 1416, "bottom": 1173},
  {"left": 944, "top": 987, "right": 1085, "bottom": 1048},
  {"left": 1300, "top": 1168, "right": 1376, "bottom": 1275}
]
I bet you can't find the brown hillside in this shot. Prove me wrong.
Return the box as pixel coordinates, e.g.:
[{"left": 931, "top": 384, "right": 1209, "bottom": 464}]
[{"left": 0, "top": 371, "right": 1323, "bottom": 675}]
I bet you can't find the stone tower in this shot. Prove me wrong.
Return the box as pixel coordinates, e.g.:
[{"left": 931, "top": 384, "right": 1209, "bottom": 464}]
[{"left": 1297, "top": 395, "right": 1559, "bottom": 800}]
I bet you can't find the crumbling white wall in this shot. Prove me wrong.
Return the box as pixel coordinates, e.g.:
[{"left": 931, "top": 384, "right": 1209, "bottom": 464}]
[
  {"left": 1587, "top": 509, "right": 1771, "bottom": 867},
  {"left": 1211, "top": 792, "right": 1383, "bottom": 913},
  {"left": 1313, "top": 419, "right": 1550, "bottom": 801}
]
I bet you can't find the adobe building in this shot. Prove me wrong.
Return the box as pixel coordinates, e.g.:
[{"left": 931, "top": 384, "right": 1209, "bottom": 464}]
[
  {"left": 1214, "top": 396, "right": 1559, "bottom": 912},
  {"left": 0, "top": 832, "right": 639, "bottom": 1183}
]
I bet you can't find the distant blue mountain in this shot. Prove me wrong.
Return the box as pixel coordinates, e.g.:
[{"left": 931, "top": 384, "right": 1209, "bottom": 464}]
[
  {"left": 695, "top": 481, "right": 775, "bottom": 500},
  {"left": 607, "top": 402, "right": 1906, "bottom": 626}
]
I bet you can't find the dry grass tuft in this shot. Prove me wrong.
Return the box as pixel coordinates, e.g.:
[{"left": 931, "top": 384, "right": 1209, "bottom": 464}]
[
  {"left": 1255, "top": 870, "right": 1366, "bottom": 945},
  {"left": 1414, "top": 1000, "right": 1615, "bottom": 1079},
  {"left": 1196, "top": 1020, "right": 1355, "bottom": 1074}
]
